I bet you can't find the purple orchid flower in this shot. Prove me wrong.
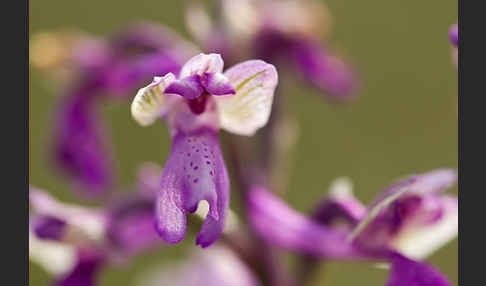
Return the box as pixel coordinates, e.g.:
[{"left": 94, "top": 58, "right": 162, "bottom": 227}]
[
  {"left": 131, "top": 53, "right": 278, "bottom": 247},
  {"left": 186, "top": 0, "right": 358, "bottom": 100},
  {"left": 246, "top": 169, "right": 457, "bottom": 286},
  {"left": 31, "top": 22, "right": 198, "bottom": 197},
  {"left": 134, "top": 245, "right": 260, "bottom": 286},
  {"left": 29, "top": 165, "right": 166, "bottom": 286}
]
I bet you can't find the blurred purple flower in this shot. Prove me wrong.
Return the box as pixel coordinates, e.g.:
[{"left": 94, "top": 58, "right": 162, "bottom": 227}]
[
  {"left": 29, "top": 165, "right": 165, "bottom": 285},
  {"left": 131, "top": 53, "right": 278, "bottom": 247},
  {"left": 186, "top": 0, "right": 358, "bottom": 100},
  {"left": 31, "top": 22, "right": 198, "bottom": 197},
  {"left": 246, "top": 169, "right": 457, "bottom": 286},
  {"left": 53, "top": 95, "right": 114, "bottom": 196}
]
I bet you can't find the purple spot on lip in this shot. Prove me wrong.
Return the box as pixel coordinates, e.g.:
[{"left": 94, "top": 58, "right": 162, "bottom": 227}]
[
  {"left": 194, "top": 166, "right": 199, "bottom": 170},
  {"left": 206, "top": 161, "right": 211, "bottom": 165},
  {"left": 193, "top": 178, "right": 199, "bottom": 183}
]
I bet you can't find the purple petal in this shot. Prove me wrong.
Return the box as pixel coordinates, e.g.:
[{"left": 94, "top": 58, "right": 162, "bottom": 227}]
[
  {"left": 53, "top": 249, "right": 104, "bottom": 286},
  {"left": 370, "top": 169, "right": 456, "bottom": 209},
  {"left": 291, "top": 39, "right": 357, "bottom": 99},
  {"left": 165, "top": 74, "right": 204, "bottom": 100},
  {"left": 410, "top": 169, "right": 457, "bottom": 195},
  {"left": 386, "top": 253, "right": 452, "bottom": 286},
  {"left": 32, "top": 215, "right": 67, "bottom": 241},
  {"left": 312, "top": 195, "right": 366, "bottom": 227},
  {"left": 246, "top": 186, "right": 360, "bottom": 259},
  {"left": 367, "top": 176, "right": 419, "bottom": 212},
  {"left": 53, "top": 95, "right": 113, "bottom": 196},
  {"left": 449, "top": 24, "right": 458, "bottom": 48},
  {"left": 201, "top": 72, "right": 235, "bottom": 96},
  {"left": 156, "top": 128, "right": 229, "bottom": 247}
]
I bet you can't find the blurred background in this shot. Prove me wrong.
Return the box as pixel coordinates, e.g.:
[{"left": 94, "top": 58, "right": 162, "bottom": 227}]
[{"left": 29, "top": 0, "right": 458, "bottom": 285}]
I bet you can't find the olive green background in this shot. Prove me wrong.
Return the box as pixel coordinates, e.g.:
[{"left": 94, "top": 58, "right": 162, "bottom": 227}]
[{"left": 29, "top": 0, "right": 458, "bottom": 285}]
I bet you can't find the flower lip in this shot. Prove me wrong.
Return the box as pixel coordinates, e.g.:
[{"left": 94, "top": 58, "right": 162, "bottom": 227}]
[{"left": 155, "top": 128, "right": 229, "bottom": 248}]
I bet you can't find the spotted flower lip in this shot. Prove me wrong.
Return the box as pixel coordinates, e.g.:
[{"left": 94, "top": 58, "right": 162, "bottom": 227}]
[
  {"left": 155, "top": 128, "right": 230, "bottom": 248},
  {"left": 131, "top": 53, "right": 278, "bottom": 247}
]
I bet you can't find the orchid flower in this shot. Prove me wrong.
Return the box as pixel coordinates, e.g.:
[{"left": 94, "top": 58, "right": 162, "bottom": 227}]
[
  {"left": 246, "top": 169, "right": 457, "bottom": 286},
  {"left": 186, "top": 0, "right": 357, "bottom": 100},
  {"left": 29, "top": 164, "right": 166, "bottom": 286},
  {"left": 134, "top": 245, "right": 260, "bottom": 286},
  {"left": 131, "top": 53, "right": 278, "bottom": 247},
  {"left": 325, "top": 169, "right": 458, "bottom": 261},
  {"left": 31, "top": 22, "right": 198, "bottom": 197}
]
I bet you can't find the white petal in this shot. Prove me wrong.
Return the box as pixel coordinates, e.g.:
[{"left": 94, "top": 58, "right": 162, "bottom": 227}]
[
  {"left": 216, "top": 60, "right": 278, "bottom": 136},
  {"left": 131, "top": 73, "right": 177, "bottom": 126},
  {"left": 179, "top": 53, "right": 224, "bottom": 78},
  {"left": 29, "top": 230, "right": 76, "bottom": 276},
  {"left": 390, "top": 196, "right": 458, "bottom": 260}
]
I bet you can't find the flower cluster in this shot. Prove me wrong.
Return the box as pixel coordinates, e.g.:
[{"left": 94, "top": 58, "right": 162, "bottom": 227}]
[{"left": 30, "top": 1, "right": 458, "bottom": 285}]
